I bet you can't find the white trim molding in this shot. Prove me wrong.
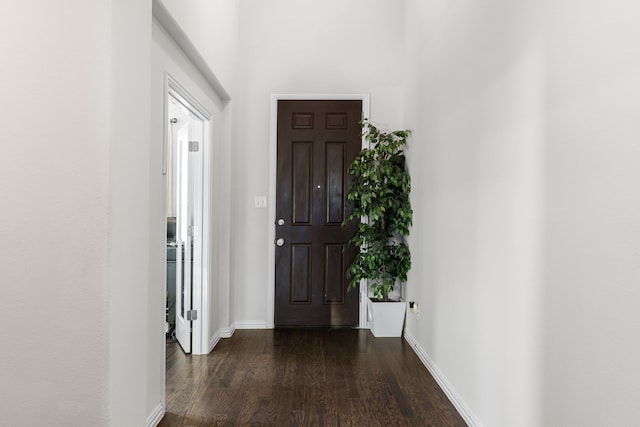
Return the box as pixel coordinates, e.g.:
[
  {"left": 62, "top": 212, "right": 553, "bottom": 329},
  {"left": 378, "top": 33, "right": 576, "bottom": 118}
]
[
  {"left": 146, "top": 402, "right": 165, "bottom": 427},
  {"left": 220, "top": 323, "right": 237, "bottom": 338},
  {"left": 208, "top": 332, "right": 222, "bottom": 353},
  {"left": 404, "top": 331, "right": 484, "bottom": 427},
  {"left": 235, "top": 320, "right": 270, "bottom": 329},
  {"left": 267, "top": 93, "right": 371, "bottom": 329}
]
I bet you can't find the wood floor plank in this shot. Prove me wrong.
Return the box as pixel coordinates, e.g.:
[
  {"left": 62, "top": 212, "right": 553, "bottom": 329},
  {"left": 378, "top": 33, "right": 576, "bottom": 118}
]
[{"left": 159, "top": 329, "right": 467, "bottom": 427}]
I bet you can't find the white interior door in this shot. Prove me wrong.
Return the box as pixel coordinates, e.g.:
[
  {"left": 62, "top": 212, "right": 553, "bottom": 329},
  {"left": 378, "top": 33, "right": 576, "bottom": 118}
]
[
  {"left": 173, "top": 115, "right": 192, "bottom": 353},
  {"left": 170, "top": 95, "right": 204, "bottom": 354}
]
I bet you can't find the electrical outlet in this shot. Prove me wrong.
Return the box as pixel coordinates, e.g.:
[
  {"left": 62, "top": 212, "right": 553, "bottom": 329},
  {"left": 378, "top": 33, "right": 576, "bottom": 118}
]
[{"left": 409, "top": 301, "right": 419, "bottom": 315}]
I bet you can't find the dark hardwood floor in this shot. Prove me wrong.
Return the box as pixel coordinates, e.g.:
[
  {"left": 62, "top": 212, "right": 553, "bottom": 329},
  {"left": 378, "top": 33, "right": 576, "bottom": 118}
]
[{"left": 159, "top": 329, "right": 467, "bottom": 427}]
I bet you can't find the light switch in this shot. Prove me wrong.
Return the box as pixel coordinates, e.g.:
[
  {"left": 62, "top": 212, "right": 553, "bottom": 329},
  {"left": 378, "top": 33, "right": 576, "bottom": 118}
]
[{"left": 254, "top": 196, "right": 267, "bottom": 208}]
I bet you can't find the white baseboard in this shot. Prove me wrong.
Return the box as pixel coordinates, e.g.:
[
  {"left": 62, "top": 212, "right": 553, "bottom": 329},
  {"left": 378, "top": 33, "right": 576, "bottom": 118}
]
[
  {"left": 208, "top": 331, "right": 222, "bottom": 353},
  {"left": 235, "top": 320, "right": 269, "bottom": 329},
  {"left": 220, "top": 323, "right": 236, "bottom": 338},
  {"left": 146, "top": 402, "right": 164, "bottom": 427},
  {"left": 404, "top": 331, "right": 483, "bottom": 427},
  {"left": 209, "top": 323, "right": 239, "bottom": 351}
]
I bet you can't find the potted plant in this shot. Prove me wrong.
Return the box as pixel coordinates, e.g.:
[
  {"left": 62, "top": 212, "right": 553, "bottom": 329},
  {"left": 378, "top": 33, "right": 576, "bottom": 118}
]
[{"left": 344, "top": 120, "right": 412, "bottom": 337}]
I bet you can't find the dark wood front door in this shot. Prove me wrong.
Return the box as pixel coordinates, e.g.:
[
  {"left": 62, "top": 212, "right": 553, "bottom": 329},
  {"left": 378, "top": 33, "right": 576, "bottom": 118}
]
[{"left": 275, "top": 100, "right": 362, "bottom": 327}]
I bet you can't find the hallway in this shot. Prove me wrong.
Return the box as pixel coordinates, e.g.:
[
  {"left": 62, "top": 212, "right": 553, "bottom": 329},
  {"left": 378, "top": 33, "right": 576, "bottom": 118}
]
[
  {"left": 160, "top": 330, "right": 466, "bottom": 426},
  {"left": 4, "top": 1, "right": 640, "bottom": 425}
]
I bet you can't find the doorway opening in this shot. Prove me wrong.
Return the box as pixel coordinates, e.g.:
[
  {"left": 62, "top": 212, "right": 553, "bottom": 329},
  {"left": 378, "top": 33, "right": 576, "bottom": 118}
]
[{"left": 165, "top": 75, "right": 212, "bottom": 354}]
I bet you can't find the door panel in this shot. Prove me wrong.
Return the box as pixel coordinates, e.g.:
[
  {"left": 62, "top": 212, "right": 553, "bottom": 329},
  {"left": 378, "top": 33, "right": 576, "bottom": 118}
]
[
  {"left": 291, "top": 244, "right": 311, "bottom": 303},
  {"left": 292, "top": 142, "right": 312, "bottom": 224},
  {"left": 275, "top": 100, "right": 361, "bottom": 327},
  {"left": 326, "top": 142, "right": 347, "bottom": 223}
]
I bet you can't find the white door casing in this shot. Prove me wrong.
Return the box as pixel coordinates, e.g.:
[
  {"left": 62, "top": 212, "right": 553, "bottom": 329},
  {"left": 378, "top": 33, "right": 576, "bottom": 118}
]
[{"left": 166, "top": 74, "right": 212, "bottom": 354}]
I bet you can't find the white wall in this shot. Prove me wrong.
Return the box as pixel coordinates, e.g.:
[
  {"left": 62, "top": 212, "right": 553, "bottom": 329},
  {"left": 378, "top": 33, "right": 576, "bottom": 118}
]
[
  {"left": 404, "top": 1, "right": 640, "bottom": 426},
  {"left": 0, "top": 1, "right": 235, "bottom": 425},
  {"left": 148, "top": 17, "right": 234, "bottom": 417},
  {"left": 0, "top": 1, "right": 111, "bottom": 424},
  {"left": 0, "top": 0, "right": 151, "bottom": 425},
  {"left": 232, "top": 0, "right": 406, "bottom": 326},
  {"left": 157, "top": 0, "right": 239, "bottom": 98},
  {"left": 403, "top": 1, "right": 543, "bottom": 425},
  {"left": 150, "top": 0, "right": 239, "bottom": 357},
  {"left": 542, "top": 1, "right": 640, "bottom": 425},
  {"left": 109, "top": 0, "right": 153, "bottom": 424}
]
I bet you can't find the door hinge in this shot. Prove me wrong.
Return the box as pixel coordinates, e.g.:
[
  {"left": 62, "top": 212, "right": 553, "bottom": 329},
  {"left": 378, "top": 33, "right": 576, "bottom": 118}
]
[
  {"left": 188, "top": 141, "right": 200, "bottom": 152},
  {"left": 186, "top": 310, "right": 198, "bottom": 321},
  {"left": 187, "top": 225, "right": 199, "bottom": 237}
]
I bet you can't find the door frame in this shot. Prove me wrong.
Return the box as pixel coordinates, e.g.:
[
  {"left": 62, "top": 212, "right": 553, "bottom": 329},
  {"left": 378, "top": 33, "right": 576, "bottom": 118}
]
[
  {"left": 164, "top": 73, "right": 212, "bottom": 354},
  {"left": 267, "top": 93, "right": 370, "bottom": 329}
]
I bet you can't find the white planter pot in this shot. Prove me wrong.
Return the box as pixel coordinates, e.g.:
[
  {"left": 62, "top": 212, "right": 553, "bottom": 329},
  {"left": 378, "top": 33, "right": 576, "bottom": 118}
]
[{"left": 367, "top": 298, "right": 407, "bottom": 337}]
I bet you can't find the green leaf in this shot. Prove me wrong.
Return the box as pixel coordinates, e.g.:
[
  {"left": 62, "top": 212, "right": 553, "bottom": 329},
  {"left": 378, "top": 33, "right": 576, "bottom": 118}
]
[{"left": 342, "top": 120, "right": 413, "bottom": 298}]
